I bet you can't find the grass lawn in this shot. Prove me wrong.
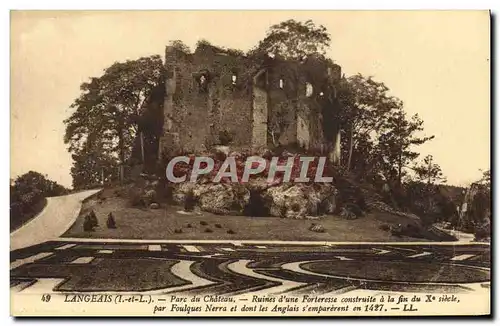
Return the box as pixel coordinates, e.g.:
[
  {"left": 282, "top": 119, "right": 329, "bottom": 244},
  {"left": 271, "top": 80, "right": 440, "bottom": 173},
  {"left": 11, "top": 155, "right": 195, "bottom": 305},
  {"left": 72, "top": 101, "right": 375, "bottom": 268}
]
[{"left": 62, "top": 188, "right": 425, "bottom": 242}]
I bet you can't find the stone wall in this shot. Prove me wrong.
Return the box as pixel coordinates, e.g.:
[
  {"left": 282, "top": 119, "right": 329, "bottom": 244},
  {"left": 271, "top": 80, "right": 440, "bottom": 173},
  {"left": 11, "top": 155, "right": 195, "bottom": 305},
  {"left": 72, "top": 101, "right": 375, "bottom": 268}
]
[
  {"left": 160, "top": 44, "right": 257, "bottom": 156},
  {"left": 159, "top": 43, "right": 343, "bottom": 158}
]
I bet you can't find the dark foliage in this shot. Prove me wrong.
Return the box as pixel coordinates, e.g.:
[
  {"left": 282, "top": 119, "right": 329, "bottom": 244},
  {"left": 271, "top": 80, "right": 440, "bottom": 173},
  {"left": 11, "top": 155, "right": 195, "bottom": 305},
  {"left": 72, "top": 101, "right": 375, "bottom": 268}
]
[
  {"left": 83, "top": 214, "right": 95, "bottom": 232},
  {"left": 88, "top": 209, "right": 99, "bottom": 227},
  {"left": 106, "top": 212, "right": 117, "bottom": 229},
  {"left": 10, "top": 171, "right": 69, "bottom": 231}
]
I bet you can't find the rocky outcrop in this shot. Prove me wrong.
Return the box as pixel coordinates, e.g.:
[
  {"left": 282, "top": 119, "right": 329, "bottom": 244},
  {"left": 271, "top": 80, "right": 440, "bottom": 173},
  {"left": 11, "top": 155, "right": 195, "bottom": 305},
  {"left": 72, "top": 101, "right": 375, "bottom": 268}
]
[
  {"left": 171, "top": 182, "right": 197, "bottom": 206},
  {"left": 170, "top": 179, "right": 337, "bottom": 219},
  {"left": 261, "top": 182, "right": 337, "bottom": 219},
  {"left": 263, "top": 184, "right": 309, "bottom": 219},
  {"left": 143, "top": 189, "right": 157, "bottom": 206},
  {"left": 309, "top": 223, "right": 326, "bottom": 233},
  {"left": 193, "top": 183, "right": 250, "bottom": 215},
  {"left": 172, "top": 182, "right": 250, "bottom": 215}
]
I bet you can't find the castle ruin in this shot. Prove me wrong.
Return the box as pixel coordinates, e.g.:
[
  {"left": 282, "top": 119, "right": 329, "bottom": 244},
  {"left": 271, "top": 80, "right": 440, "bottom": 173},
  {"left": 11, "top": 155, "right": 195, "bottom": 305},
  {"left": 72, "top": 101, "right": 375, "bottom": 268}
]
[{"left": 155, "top": 42, "right": 343, "bottom": 163}]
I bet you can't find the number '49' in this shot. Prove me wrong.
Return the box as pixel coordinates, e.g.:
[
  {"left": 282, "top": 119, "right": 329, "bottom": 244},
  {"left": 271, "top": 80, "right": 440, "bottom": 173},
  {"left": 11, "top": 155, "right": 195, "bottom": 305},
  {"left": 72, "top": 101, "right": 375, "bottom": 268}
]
[{"left": 41, "top": 294, "right": 51, "bottom": 302}]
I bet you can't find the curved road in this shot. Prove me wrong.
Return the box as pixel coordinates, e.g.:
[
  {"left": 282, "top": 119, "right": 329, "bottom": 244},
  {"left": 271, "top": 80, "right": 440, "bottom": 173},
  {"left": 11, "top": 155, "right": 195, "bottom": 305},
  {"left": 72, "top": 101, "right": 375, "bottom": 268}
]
[{"left": 10, "top": 189, "right": 101, "bottom": 251}]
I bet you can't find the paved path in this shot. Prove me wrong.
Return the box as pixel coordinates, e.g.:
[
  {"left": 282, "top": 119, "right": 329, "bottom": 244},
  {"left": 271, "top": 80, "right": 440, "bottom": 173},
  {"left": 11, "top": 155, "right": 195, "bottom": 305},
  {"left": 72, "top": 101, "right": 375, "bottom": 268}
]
[{"left": 10, "top": 189, "right": 102, "bottom": 251}]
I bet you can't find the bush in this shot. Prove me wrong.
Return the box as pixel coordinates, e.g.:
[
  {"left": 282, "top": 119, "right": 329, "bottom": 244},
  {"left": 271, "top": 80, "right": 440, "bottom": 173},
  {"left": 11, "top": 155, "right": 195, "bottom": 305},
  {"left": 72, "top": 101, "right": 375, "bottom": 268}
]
[
  {"left": 106, "top": 212, "right": 116, "bottom": 229},
  {"left": 174, "top": 228, "right": 183, "bottom": 234},
  {"left": 474, "top": 219, "right": 491, "bottom": 241},
  {"left": 83, "top": 214, "right": 94, "bottom": 232},
  {"left": 88, "top": 210, "right": 99, "bottom": 227},
  {"left": 227, "top": 229, "right": 236, "bottom": 234},
  {"left": 340, "top": 207, "right": 357, "bottom": 220},
  {"left": 200, "top": 221, "right": 208, "bottom": 226},
  {"left": 390, "top": 224, "right": 403, "bottom": 237},
  {"left": 10, "top": 171, "right": 69, "bottom": 231},
  {"left": 204, "top": 228, "right": 213, "bottom": 233},
  {"left": 379, "top": 224, "right": 391, "bottom": 232},
  {"left": 214, "top": 223, "right": 222, "bottom": 228},
  {"left": 184, "top": 190, "right": 197, "bottom": 211}
]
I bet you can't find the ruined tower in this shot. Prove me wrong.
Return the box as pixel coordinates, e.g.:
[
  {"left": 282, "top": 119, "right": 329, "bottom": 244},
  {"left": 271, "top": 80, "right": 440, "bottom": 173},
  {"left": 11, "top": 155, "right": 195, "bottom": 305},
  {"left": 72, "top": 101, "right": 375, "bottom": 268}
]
[{"left": 158, "top": 43, "right": 343, "bottom": 162}]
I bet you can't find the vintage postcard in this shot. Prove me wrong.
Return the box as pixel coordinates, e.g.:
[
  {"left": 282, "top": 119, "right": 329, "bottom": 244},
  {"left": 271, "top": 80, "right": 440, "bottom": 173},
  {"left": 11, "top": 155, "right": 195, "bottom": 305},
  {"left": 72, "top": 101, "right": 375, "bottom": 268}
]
[{"left": 10, "top": 10, "right": 491, "bottom": 317}]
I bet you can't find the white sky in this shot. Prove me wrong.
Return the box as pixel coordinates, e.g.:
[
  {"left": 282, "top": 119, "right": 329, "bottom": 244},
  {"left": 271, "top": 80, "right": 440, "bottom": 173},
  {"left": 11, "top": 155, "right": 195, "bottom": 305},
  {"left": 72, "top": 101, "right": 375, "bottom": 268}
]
[{"left": 10, "top": 11, "right": 490, "bottom": 187}]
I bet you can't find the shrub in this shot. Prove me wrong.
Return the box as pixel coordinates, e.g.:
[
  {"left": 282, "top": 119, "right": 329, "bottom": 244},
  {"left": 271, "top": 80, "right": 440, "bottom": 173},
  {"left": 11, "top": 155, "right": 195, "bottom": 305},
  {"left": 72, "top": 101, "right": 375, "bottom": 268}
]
[
  {"left": 390, "top": 224, "right": 403, "bottom": 237},
  {"left": 184, "top": 190, "right": 197, "bottom": 211},
  {"left": 10, "top": 171, "right": 69, "bottom": 231},
  {"left": 474, "top": 219, "right": 491, "bottom": 241},
  {"left": 340, "top": 207, "right": 357, "bottom": 220},
  {"left": 204, "top": 228, "right": 213, "bottom": 233},
  {"left": 186, "top": 223, "right": 193, "bottom": 228},
  {"left": 227, "top": 229, "right": 236, "bottom": 234},
  {"left": 379, "top": 224, "right": 390, "bottom": 232},
  {"left": 106, "top": 212, "right": 116, "bottom": 229},
  {"left": 200, "top": 221, "right": 208, "bottom": 226},
  {"left": 214, "top": 223, "right": 222, "bottom": 228},
  {"left": 83, "top": 214, "right": 94, "bottom": 232},
  {"left": 88, "top": 210, "right": 99, "bottom": 227},
  {"left": 174, "top": 228, "right": 183, "bottom": 234}
]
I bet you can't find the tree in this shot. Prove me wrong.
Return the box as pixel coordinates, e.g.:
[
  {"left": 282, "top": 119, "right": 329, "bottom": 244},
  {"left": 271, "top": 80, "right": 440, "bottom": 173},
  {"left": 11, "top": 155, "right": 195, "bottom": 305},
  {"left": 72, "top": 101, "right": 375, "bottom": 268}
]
[
  {"left": 377, "top": 107, "right": 435, "bottom": 186},
  {"left": 478, "top": 169, "right": 491, "bottom": 189},
  {"left": 64, "top": 55, "right": 164, "bottom": 186},
  {"left": 70, "top": 148, "right": 118, "bottom": 189},
  {"left": 10, "top": 171, "right": 69, "bottom": 230},
  {"left": 169, "top": 40, "right": 191, "bottom": 54},
  {"left": 413, "top": 155, "right": 447, "bottom": 185},
  {"left": 407, "top": 155, "right": 448, "bottom": 223},
  {"left": 249, "top": 19, "right": 331, "bottom": 61},
  {"left": 460, "top": 169, "right": 491, "bottom": 234},
  {"left": 338, "top": 74, "right": 402, "bottom": 174},
  {"left": 11, "top": 171, "right": 68, "bottom": 198}
]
